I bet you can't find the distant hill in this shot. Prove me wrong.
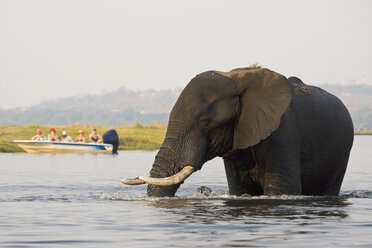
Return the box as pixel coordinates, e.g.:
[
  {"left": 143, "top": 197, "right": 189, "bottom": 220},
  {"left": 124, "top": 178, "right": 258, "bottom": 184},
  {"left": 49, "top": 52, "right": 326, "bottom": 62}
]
[
  {"left": 320, "top": 84, "right": 372, "bottom": 112},
  {"left": 1, "top": 84, "right": 372, "bottom": 129},
  {"left": 320, "top": 84, "right": 372, "bottom": 129},
  {"left": 0, "top": 87, "right": 181, "bottom": 126}
]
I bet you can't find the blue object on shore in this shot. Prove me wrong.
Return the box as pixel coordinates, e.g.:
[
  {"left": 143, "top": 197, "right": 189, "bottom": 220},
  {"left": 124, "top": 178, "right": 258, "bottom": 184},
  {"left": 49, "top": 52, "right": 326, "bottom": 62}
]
[{"left": 103, "top": 129, "right": 119, "bottom": 154}]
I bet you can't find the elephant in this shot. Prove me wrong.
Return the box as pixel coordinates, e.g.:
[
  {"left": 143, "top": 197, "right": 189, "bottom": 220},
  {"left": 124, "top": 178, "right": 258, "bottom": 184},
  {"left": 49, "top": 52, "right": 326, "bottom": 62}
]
[{"left": 122, "top": 66, "right": 354, "bottom": 197}]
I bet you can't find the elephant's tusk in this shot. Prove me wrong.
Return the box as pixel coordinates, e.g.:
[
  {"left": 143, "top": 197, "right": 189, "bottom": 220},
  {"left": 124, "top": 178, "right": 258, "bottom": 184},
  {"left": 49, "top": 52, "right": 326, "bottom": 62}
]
[
  {"left": 139, "top": 166, "right": 195, "bottom": 186},
  {"left": 120, "top": 175, "right": 148, "bottom": 185}
]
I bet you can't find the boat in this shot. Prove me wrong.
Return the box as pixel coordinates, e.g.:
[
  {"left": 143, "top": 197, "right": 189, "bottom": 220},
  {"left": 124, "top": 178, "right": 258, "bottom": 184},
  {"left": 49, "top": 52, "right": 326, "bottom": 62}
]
[{"left": 12, "top": 140, "right": 113, "bottom": 154}]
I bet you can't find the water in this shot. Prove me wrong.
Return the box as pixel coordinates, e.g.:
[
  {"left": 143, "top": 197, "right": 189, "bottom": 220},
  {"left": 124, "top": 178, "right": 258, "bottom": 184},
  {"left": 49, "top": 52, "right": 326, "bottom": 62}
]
[{"left": 0, "top": 136, "right": 371, "bottom": 247}]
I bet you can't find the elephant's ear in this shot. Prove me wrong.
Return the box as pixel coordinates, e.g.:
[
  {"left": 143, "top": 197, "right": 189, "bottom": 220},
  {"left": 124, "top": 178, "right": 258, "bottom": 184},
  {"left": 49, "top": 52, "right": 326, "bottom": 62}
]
[{"left": 217, "top": 67, "right": 293, "bottom": 150}]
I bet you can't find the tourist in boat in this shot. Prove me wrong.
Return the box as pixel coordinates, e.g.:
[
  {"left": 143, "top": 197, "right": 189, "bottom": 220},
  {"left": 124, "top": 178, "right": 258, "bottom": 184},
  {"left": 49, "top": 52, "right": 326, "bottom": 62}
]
[
  {"left": 59, "top": 130, "right": 73, "bottom": 142},
  {"left": 75, "top": 130, "right": 86, "bottom": 143},
  {"left": 89, "top": 128, "right": 103, "bottom": 143},
  {"left": 48, "top": 128, "right": 59, "bottom": 141},
  {"left": 31, "top": 129, "right": 45, "bottom": 141}
]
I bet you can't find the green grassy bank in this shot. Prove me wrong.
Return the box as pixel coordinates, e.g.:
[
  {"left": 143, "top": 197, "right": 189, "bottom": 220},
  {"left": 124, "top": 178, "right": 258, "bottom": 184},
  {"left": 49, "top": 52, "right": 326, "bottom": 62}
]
[
  {"left": 0, "top": 125, "right": 371, "bottom": 153},
  {"left": 0, "top": 124, "right": 167, "bottom": 152}
]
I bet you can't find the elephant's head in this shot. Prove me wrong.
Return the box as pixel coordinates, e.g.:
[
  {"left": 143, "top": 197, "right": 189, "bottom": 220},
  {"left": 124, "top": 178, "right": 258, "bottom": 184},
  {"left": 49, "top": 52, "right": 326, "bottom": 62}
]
[{"left": 121, "top": 66, "right": 293, "bottom": 197}]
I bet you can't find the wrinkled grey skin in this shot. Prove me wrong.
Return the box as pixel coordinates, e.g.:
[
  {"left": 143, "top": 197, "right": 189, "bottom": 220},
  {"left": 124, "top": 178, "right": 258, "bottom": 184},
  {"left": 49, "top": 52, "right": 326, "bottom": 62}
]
[{"left": 147, "top": 69, "right": 354, "bottom": 197}]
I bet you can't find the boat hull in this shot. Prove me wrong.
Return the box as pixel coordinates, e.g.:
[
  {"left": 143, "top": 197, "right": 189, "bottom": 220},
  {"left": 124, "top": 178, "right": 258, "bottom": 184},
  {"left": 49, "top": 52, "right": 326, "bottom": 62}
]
[{"left": 13, "top": 140, "right": 113, "bottom": 154}]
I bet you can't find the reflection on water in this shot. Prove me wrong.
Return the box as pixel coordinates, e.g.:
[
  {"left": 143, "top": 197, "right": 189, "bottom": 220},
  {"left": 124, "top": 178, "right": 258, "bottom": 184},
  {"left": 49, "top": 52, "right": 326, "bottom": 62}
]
[
  {"left": 136, "top": 195, "right": 357, "bottom": 247},
  {"left": 146, "top": 196, "right": 350, "bottom": 225}
]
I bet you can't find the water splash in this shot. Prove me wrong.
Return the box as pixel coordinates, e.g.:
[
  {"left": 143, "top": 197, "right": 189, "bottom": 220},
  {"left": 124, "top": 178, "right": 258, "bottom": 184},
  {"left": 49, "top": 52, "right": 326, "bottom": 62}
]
[
  {"left": 100, "top": 187, "right": 372, "bottom": 202},
  {"left": 100, "top": 192, "right": 328, "bottom": 202},
  {"left": 341, "top": 190, "right": 372, "bottom": 199}
]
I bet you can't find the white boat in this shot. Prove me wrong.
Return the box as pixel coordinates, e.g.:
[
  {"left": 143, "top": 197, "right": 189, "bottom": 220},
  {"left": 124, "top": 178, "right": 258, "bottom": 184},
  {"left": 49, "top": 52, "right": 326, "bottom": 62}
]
[{"left": 13, "top": 140, "right": 113, "bottom": 154}]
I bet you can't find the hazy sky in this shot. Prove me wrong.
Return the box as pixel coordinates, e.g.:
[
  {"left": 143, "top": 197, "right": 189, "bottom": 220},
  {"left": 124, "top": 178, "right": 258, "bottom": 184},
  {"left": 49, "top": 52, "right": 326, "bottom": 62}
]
[{"left": 0, "top": 0, "right": 371, "bottom": 109}]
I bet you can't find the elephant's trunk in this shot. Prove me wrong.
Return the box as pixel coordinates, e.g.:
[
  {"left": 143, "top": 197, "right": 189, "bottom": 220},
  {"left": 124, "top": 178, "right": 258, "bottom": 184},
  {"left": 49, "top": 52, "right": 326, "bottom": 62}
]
[
  {"left": 146, "top": 136, "right": 188, "bottom": 197},
  {"left": 121, "top": 120, "right": 205, "bottom": 197},
  {"left": 121, "top": 125, "right": 196, "bottom": 196}
]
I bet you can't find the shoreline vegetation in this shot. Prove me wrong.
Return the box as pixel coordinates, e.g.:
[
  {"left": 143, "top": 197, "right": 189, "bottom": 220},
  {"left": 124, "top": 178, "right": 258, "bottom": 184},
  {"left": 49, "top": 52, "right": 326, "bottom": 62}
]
[
  {"left": 0, "top": 123, "right": 166, "bottom": 153},
  {"left": 0, "top": 124, "right": 371, "bottom": 153},
  {"left": 354, "top": 130, "right": 372, "bottom": 135}
]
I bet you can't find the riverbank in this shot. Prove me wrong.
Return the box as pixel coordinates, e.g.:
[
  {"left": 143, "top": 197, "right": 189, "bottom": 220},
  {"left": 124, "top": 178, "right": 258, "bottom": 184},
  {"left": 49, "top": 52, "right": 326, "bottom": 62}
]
[
  {"left": 0, "top": 124, "right": 167, "bottom": 152},
  {"left": 354, "top": 130, "right": 372, "bottom": 135},
  {"left": 1, "top": 125, "right": 371, "bottom": 152}
]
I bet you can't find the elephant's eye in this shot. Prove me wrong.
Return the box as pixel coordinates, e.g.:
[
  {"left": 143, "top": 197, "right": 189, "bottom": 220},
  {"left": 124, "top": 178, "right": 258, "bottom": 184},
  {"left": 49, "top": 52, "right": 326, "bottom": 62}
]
[{"left": 200, "top": 118, "right": 210, "bottom": 128}]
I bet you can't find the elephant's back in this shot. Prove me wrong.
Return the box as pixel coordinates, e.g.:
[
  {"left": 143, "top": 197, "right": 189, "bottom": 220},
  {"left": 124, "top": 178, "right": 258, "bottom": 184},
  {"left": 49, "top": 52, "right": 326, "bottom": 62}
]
[{"left": 288, "top": 77, "right": 353, "bottom": 141}]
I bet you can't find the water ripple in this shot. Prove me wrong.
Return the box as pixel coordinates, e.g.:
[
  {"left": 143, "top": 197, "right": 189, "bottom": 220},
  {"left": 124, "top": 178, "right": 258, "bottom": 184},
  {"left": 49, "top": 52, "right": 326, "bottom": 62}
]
[{"left": 341, "top": 190, "right": 372, "bottom": 199}]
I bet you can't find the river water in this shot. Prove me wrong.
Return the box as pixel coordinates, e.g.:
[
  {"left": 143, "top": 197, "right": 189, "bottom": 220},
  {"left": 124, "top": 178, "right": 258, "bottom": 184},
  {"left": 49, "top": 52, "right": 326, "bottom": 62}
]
[{"left": 0, "top": 136, "right": 371, "bottom": 247}]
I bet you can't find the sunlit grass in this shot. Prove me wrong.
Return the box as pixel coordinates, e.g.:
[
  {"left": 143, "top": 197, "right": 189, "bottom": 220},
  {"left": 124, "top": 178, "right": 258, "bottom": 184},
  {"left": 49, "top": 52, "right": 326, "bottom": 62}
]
[
  {"left": 1, "top": 124, "right": 370, "bottom": 153},
  {"left": 354, "top": 130, "right": 372, "bottom": 135},
  {"left": 0, "top": 123, "right": 167, "bottom": 152}
]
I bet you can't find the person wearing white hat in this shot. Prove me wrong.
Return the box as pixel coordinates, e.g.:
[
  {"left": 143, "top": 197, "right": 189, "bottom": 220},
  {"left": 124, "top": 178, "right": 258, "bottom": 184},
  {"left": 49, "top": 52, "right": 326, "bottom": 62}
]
[{"left": 59, "top": 130, "right": 73, "bottom": 142}]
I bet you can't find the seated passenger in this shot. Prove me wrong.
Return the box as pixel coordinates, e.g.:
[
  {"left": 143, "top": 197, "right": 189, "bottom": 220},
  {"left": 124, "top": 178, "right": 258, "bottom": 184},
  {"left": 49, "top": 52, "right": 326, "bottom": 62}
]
[
  {"left": 48, "top": 128, "right": 59, "bottom": 141},
  {"left": 89, "top": 128, "right": 103, "bottom": 143},
  {"left": 31, "top": 129, "right": 45, "bottom": 141},
  {"left": 59, "top": 130, "right": 73, "bottom": 142},
  {"left": 75, "top": 130, "right": 86, "bottom": 143}
]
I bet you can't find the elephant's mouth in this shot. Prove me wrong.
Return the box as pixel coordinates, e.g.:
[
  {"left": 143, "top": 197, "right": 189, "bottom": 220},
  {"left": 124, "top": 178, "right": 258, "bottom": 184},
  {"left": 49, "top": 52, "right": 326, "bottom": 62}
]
[{"left": 121, "top": 166, "right": 195, "bottom": 186}]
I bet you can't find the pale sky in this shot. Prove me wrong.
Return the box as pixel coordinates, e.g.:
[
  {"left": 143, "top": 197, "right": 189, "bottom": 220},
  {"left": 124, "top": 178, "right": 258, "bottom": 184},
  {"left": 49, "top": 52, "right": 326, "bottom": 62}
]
[{"left": 0, "top": 0, "right": 371, "bottom": 109}]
